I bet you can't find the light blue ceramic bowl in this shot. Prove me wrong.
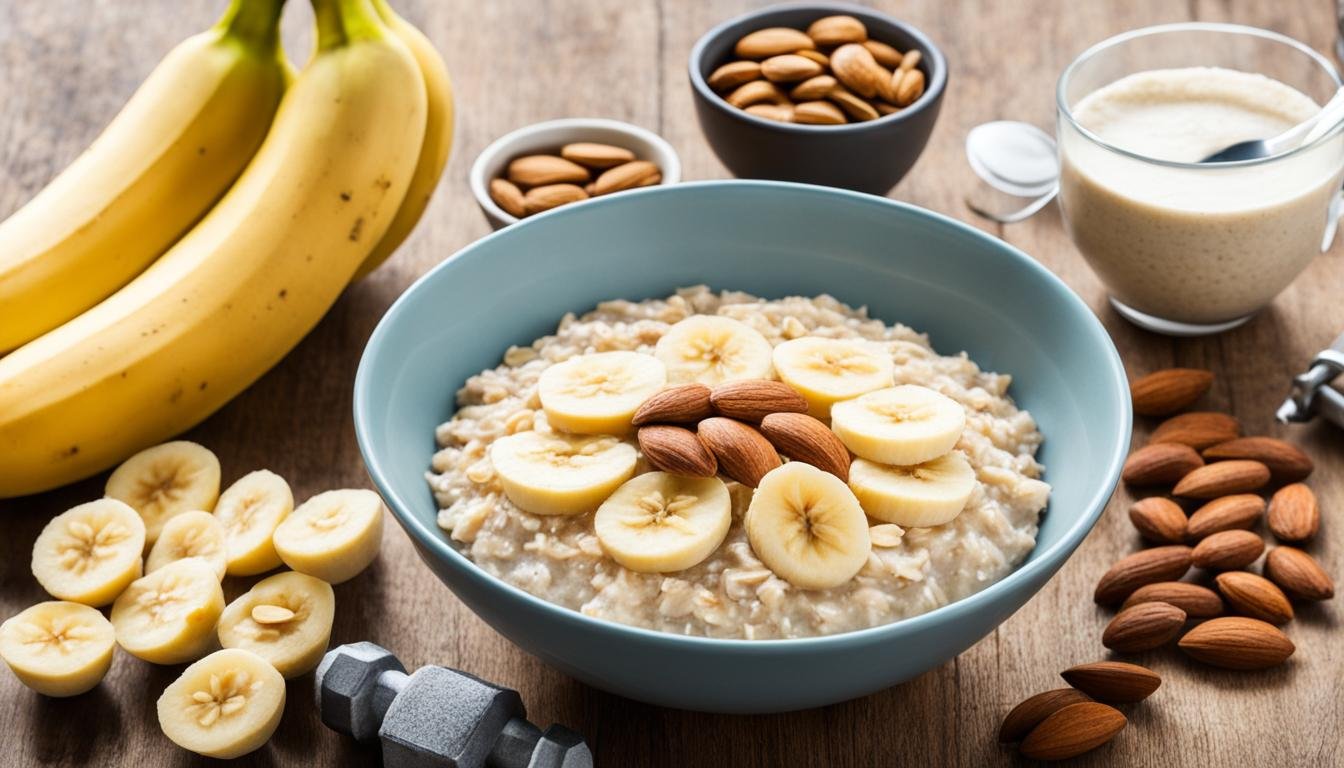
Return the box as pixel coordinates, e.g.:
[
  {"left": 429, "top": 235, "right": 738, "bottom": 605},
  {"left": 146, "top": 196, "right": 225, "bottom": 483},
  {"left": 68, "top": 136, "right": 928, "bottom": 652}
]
[{"left": 354, "top": 181, "right": 1130, "bottom": 713}]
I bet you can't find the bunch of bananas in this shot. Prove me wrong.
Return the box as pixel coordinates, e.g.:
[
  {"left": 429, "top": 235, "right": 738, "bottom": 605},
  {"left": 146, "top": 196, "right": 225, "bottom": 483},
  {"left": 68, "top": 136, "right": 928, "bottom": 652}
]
[{"left": 0, "top": 0, "right": 453, "bottom": 498}]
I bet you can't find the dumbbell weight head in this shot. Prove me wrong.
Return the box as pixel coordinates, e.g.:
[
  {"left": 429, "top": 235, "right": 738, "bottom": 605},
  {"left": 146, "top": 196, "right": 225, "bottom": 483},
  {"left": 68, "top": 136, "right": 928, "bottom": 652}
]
[
  {"left": 315, "top": 641, "right": 407, "bottom": 743},
  {"left": 380, "top": 665, "right": 525, "bottom": 768}
]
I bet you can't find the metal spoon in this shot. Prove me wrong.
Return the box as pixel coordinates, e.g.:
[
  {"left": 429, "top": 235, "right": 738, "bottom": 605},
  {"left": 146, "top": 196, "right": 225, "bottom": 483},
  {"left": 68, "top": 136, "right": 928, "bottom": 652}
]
[{"left": 1199, "top": 88, "right": 1344, "bottom": 162}]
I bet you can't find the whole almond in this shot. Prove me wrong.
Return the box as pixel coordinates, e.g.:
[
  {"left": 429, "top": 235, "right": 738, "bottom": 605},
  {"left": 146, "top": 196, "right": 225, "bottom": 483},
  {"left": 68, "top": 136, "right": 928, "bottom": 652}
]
[
  {"left": 1267, "top": 483, "right": 1319, "bottom": 542},
  {"left": 1127, "top": 498, "right": 1187, "bottom": 544},
  {"left": 1191, "top": 529, "right": 1265, "bottom": 571},
  {"left": 1060, "top": 661, "right": 1162, "bottom": 703},
  {"left": 1121, "top": 582, "right": 1223, "bottom": 618},
  {"left": 726, "top": 79, "right": 788, "bottom": 109},
  {"left": 999, "top": 689, "right": 1092, "bottom": 743},
  {"left": 1178, "top": 616, "right": 1295, "bottom": 670},
  {"left": 898, "top": 49, "right": 922, "bottom": 72},
  {"left": 1215, "top": 571, "right": 1293, "bottom": 625},
  {"left": 593, "top": 161, "right": 661, "bottom": 196},
  {"left": 893, "top": 68, "right": 925, "bottom": 106},
  {"left": 1172, "top": 460, "right": 1269, "bottom": 499},
  {"left": 1130, "top": 368, "right": 1214, "bottom": 416},
  {"left": 1264, "top": 546, "right": 1334, "bottom": 601},
  {"left": 735, "top": 27, "right": 815, "bottom": 59},
  {"left": 806, "top": 15, "right": 868, "bottom": 46},
  {"left": 560, "top": 142, "right": 635, "bottom": 170},
  {"left": 1187, "top": 494, "right": 1265, "bottom": 540},
  {"left": 638, "top": 425, "right": 717, "bottom": 478},
  {"left": 1121, "top": 442, "right": 1204, "bottom": 485},
  {"left": 633, "top": 383, "right": 714, "bottom": 426},
  {"left": 862, "top": 40, "right": 903, "bottom": 68},
  {"left": 789, "top": 74, "right": 838, "bottom": 100},
  {"left": 1094, "top": 546, "right": 1193, "bottom": 604},
  {"left": 760, "top": 54, "right": 824, "bottom": 83},
  {"left": 829, "top": 43, "right": 882, "bottom": 98},
  {"left": 709, "top": 380, "right": 808, "bottom": 422},
  {"left": 1102, "top": 602, "right": 1187, "bottom": 653},
  {"left": 707, "top": 60, "right": 762, "bottom": 91},
  {"left": 1203, "top": 437, "right": 1312, "bottom": 482},
  {"left": 1150, "top": 411, "right": 1240, "bottom": 449},
  {"left": 744, "top": 103, "right": 795, "bottom": 123},
  {"left": 793, "top": 100, "right": 847, "bottom": 125},
  {"left": 759, "top": 412, "right": 851, "bottom": 482},
  {"left": 507, "top": 155, "right": 590, "bottom": 188},
  {"left": 828, "top": 88, "right": 879, "bottom": 121},
  {"left": 697, "top": 417, "right": 781, "bottom": 487},
  {"left": 522, "top": 183, "right": 588, "bottom": 215},
  {"left": 1020, "top": 702, "right": 1127, "bottom": 761},
  {"left": 795, "top": 49, "right": 830, "bottom": 66},
  {"left": 489, "top": 178, "right": 527, "bottom": 218},
  {"left": 874, "top": 101, "right": 900, "bottom": 116}
]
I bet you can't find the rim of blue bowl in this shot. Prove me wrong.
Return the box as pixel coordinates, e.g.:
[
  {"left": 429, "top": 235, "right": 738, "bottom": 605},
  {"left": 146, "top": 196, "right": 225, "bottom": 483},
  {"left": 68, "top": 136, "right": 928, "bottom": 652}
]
[
  {"left": 687, "top": 2, "right": 948, "bottom": 134},
  {"left": 353, "top": 179, "right": 1131, "bottom": 653}
]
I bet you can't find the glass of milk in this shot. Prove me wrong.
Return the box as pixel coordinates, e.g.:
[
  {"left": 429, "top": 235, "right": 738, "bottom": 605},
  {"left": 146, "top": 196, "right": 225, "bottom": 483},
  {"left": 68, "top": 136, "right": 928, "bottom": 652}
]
[{"left": 1057, "top": 23, "right": 1344, "bottom": 336}]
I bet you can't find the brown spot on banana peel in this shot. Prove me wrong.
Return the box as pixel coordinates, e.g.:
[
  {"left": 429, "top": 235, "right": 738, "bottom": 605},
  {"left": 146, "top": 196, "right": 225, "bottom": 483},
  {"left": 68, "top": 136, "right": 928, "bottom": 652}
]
[{"left": 348, "top": 217, "right": 364, "bottom": 242}]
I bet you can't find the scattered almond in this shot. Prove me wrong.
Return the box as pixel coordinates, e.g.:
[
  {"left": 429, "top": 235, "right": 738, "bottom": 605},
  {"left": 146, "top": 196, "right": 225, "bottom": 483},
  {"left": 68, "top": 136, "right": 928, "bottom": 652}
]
[
  {"left": 759, "top": 412, "right": 852, "bottom": 482},
  {"left": 806, "top": 15, "right": 868, "bottom": 46},
  {"left": 488, "top": 178, "right": 526, "bottom": 219},
  {"left": 507, "top": 154, "right": 591, "bottom": 187},
  {"left": 1150, "top": 411, "right": 1240, "bottom": 450},
  {"left": 1127, "top": 498, "right": 1187, "bottom": 544},
  {"left": 1178, "top": 616, "right": 1295, "bottom": 670},
  {"left": 1191, "top": 529, "right": 1265, "bottom": 571},
  {"left": 1121, "top": 582, "right": 1223, "bottom": 618},
  {"left": 1186, "top": 494, "right": 1264, "bottom": 540},
  {"left": 1060, "top": 661, "right": 1162, "bottom": 703},
  {"left": 696, "top": 417, "right": 781, "bottom": 488},
  {"left": 735, "top": 27, "right": 815, "bottom": 59},
  {"left": 760, "top": 54, "right": 824, "bottom": 83},
  {"left": 1121, "top": 442, "right": 1204, "bottom": 485},
  {"left": 1102, "top": 602, "right": 1186, "bottom": 653},
  {"left": 632, "top": 384, "right": 714, "bottom": 426},
  {"left": 559, "top": 142, "right": 635, "bottom": 169},
  {"left": 1172, "top": 460, "right": 1269, "bottom": 498},
  {"left": 707, "top": 60, "right": 763, "bottom": 91},
  {"left": 1203, "top": 437, "right": 1312, "bottom": 482},
  {"left": 638, "top": 425, "right": 717, "bottom": 478},
  {"left": 1267, "top": 483, "right": 1320, "bottom": 542},
  {"left": 1215, "top": 571, "right": 1293, "bottom": 625},
  {"left": 998, "top": 688, "right": 1092, "bottom": 743},
  {"left": 1019, "top": 702, "right": 1127, "bottom": 761},
  {"left": 1264, "top": 546, "right": 1334, "bottom": 601},
  {"left": 709, "top": 380, "right": 808, "bottom": 422},
  {"left": 522, "top": 183, "right": 588, "bottom": 216},
  {"left": 1094, "top": 546, "right": 1193, "bottom": 605},
  {"left": 1129, "top": 368, "right": 1214, "bottom": 416}
]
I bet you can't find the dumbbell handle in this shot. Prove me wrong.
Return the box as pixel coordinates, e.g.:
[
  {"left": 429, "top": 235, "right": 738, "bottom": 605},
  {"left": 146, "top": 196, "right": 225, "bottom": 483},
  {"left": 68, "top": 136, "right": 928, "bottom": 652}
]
[{"left": 368, "top": 668, "right": 411, "bottom": 738}]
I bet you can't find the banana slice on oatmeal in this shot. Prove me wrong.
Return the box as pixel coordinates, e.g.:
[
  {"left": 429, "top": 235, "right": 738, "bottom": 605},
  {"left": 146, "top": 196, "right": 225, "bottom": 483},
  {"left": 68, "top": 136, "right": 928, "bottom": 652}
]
[
  {"left": 772, "top": 337, "right": 895, "bottom": 419},
  {"left": 746, "top": 462, "right": 870, "bottom": 590},
  {"left": 595, "top": 473, "right": 732, "bottom": 573},
  {"left": 214, "top": 470, "right": 294, "bottom": 577},
  {"left": 538, "top": 350, "right": 667, "bottom": 435},
  {"left": 848, "top": 451, "right": 977, "bottom": 528},
  {"left": 105, "top": 441, "right": 221, "bottom": 545},
  {"left": 830, "top": 384, "right": 966, "bottom": 466},
  {"left": 217, "top": 571, "right": 334, "bottom": 678},
  {"left": 272, "top": 489, "right": 384, "bottom": 584},
  {"left": 110, "top": 558, "right": 224, "bottom": 664},
  {"left": 654, "top": 315, "right": 774, "bottom": 385},
  {"left": 157, "top": 648, "right": 285, "bottom": 759},
  {"left": 490, "top": 431, "right": 637, "bottom": 516},
  {"left": 0, "top": 601, "right": 116, "bottom": 697},
  {"left": 145, "top": 511, "right": 227, "bottom": 581},
  {"left": 32, "top": 499, "right": 146, "bottom": 606}
]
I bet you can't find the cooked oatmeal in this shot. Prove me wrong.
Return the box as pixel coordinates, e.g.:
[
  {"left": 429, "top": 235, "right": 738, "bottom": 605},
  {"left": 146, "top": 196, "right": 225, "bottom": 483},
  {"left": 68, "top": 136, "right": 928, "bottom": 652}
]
[{"left": 427, "top": 286, "right": 1050, "bottom": 639}]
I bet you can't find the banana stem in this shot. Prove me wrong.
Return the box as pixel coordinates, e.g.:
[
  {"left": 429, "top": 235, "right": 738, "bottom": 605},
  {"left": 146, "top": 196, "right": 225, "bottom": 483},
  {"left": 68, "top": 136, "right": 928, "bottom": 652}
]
[
  {"left": 312, "top": 0, "right": 385, "bottom": 50},
  {"left": 215, "top": 0, "right": 286, "bottom": 50}
]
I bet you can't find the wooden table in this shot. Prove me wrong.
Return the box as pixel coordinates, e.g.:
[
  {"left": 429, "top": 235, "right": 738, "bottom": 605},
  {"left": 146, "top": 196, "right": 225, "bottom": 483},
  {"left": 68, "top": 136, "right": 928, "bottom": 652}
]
[{"left": 3, "top": 1, "right": 1341, "bottom": 765}]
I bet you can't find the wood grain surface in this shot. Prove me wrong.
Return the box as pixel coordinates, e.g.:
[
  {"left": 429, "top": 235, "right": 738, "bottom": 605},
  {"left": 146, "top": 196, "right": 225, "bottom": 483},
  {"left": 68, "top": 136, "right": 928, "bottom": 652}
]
[{"left": 2, "top": 1, "right": 1341, "bottom": 765}]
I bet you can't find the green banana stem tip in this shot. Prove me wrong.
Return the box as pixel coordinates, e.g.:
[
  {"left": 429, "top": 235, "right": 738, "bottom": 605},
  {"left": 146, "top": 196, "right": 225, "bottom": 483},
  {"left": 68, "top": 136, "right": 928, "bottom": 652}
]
[
  {"left": 215, "top": 0, "right": 286, "bottom": 50},
  {"left": 312, "top": 0, "right": 387, "bottom": 50}
]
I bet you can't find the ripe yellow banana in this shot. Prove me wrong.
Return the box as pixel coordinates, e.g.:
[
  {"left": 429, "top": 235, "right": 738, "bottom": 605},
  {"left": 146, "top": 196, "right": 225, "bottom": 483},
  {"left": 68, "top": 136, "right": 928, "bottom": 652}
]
[
  {"left": 0, "top": 0, "right": 291, "bottom": 353},
  {"left": 351, "top": 0, "right": 454, "bottom": 279},
  {"left": 0, "top": 0, "right": 427, "bottom": 498}
]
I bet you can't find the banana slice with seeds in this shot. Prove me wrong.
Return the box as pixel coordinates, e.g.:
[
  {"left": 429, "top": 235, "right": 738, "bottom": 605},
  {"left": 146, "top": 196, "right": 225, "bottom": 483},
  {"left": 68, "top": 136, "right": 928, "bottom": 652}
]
[
  {"left": 105, "top": 441, "right": 221, "bottom": 544},
  {"left": 745, "top": 462, "right": 870, "bottom": 590},
  {"left": 654, "top": 315, "right": 774, "bottom": 385},
  {"left": 145, "top": 510, "right": 227, "bottom": 581},
  {"left": 217, "top": 571, "right": 334, "bottom": 678},
  {"left": 594, "top": 472, "right": 731, "bottom": 573},
  {"left": 0, "top": 601, "right": 116, "bottom": 697},
  {"left": 772, "top": 337, "right": 895, "bottom": 419},
  {"left": 272, "top": 490, "right": 385, "bottom": 584},
  {"left": 538, "top": 351, "right": 667, "bottom": 435},
  {"left": 214, "top": 469, "right": 294, "bottom": 577},
  {"left": 32, "top": 499, "right": 145, "bottom": 606},
  {"left": 157, "top": 648, "right": 285, "bottom": 759},
  {"left": 830, "top": 385, "right": 966, "bottom": 465},
  {"left": 848, "top": 452, "right": 977, "bottom": 527},
  {"left": 490, "top": 431, "right": 637, "bottom": 516},
  {"left": 110, "top": 557, "right": 224, "bottom": 664}
]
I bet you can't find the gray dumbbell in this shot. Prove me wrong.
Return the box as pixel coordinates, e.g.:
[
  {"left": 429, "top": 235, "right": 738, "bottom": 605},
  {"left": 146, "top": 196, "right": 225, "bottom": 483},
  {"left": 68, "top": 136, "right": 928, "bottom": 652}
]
[{"left": 315, "top": 642, "right": 592, "bottom": 768}]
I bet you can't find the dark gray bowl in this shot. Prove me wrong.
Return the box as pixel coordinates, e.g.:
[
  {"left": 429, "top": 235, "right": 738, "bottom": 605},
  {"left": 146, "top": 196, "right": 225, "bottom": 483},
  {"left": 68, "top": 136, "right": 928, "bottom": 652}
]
[{"left": 689, "top": 3, "right": 947, "bottom": 194}]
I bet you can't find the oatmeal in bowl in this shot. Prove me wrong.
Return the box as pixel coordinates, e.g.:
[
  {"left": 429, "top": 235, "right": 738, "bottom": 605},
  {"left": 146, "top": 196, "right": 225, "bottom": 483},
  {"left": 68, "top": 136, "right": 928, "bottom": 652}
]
[{"left": 427, "top": 285, "right": 1050, "bottom": 640}]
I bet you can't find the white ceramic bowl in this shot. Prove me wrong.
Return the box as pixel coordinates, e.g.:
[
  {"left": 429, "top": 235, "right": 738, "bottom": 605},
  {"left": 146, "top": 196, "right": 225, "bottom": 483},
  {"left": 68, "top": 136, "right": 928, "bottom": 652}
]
[{"left": 469, "top": 118, "right": 682, "bottom": 229}]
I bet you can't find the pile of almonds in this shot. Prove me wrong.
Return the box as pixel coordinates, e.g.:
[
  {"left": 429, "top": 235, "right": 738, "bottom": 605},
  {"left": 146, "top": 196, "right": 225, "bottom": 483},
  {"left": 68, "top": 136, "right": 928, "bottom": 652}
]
[
  {"left": 999, "top": 660, "right": 1160, "bottom": 760},
  {"left": 634, "top": 379, "right": 850, "bottom": 485},
  {"left": 708, "top": 15, "right": 926, "bottom": 125},
  {"left": 489, "top": 142, "right": 662, "bottom": 219}
]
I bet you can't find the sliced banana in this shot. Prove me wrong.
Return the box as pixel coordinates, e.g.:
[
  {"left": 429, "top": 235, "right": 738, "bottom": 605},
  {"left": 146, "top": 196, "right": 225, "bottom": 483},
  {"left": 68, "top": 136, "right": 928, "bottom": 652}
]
[
  {"left": 0, "top": 601, "right": 115, "bottom": 697},
  {"left": 538, "top": 351, "right": 667, "bottom": 435},
  {"left": 110, "top": 558, "right": 224, "bottom": 665},
  {"left": 745, "top": 462, "right": 871, "bottom": 590},
  {"left": 772, "top": 337, "right": 895, "bottom": 419},
  {"left": 145, "top": 510, "right": 227, "bottom": 581},
  {"left": 217, "top": 571, "right": 334, "bottom": 678},
  {"left": 31, "top": 499, "right": 145, "bottom": 607},
  {"left": 830, "top": 385, "right": 966, "bottom": 465},
  {"left": 105, "top": 440, "right": 221, "bottom": 544},
  {"left": 654, "top": 315, "right": 774, "bottom": 385},
  {"left": 849, "top": 452, "right": 977, "bottom": 527},
  {"left": 272, "top": 490, "right": 385, "bottom": 585},
  {"left": 157, "top": 648, "right": 285, "bottom": 759},
  {"left": 594, "top": 473, "right": 732, "bottom": 573},
  {"left": 214, "top": 470, "right": 294, "bottom": 577},
  {"left": 490, "top": 431, "right": 637, "bottom": 516}
]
